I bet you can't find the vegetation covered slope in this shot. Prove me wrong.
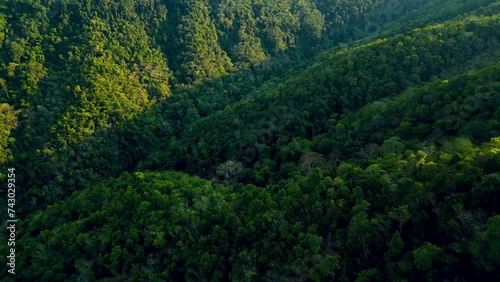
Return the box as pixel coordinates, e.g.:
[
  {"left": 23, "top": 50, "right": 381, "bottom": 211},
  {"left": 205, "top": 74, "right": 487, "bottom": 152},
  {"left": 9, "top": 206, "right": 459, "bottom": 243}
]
[
  {"left": 120, "top": 15, "right": 500, "bottom": 185},
  {"left": 0, "top": 0, "right": 450, "bottom": 211},
  {"left": 10, "top": 137, "right": 500, "bottom": 281},
  {"left": 0, "top": 0, "right": 499, "bottom": 281}
]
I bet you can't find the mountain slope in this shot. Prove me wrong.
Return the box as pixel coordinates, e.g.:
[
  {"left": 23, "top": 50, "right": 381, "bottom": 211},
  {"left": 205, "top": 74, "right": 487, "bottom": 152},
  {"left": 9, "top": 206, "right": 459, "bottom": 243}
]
[
  {"left": 9, "top": 138, "right": 500, "bottom": 281},
  {"left": 0, "top": 1, "right": 499, "bottom": 281}
]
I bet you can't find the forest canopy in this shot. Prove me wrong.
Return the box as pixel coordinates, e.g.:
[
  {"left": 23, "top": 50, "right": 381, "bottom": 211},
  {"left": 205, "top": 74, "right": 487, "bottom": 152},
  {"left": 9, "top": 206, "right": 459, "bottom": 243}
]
[{"left": 0, "top": 0, "right": 499, "bottom": 281}]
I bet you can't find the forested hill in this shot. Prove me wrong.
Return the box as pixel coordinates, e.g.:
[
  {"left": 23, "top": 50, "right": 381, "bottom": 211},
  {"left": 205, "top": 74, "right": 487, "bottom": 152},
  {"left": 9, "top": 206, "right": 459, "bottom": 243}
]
[{"left": 1, "top": 0, "right": 500, "bottom": 281}]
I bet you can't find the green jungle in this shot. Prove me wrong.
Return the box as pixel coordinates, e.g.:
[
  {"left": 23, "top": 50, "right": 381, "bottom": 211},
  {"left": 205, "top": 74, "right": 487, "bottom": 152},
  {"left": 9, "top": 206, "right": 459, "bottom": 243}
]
[{"left": 0, "top": 0, "right": 499, "bottom": 281}]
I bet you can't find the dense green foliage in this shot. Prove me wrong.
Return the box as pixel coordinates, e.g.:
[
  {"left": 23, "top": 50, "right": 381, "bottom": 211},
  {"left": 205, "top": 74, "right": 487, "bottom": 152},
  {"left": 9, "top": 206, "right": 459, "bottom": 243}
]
[
  {"left": 0, "top": 0, "right": 499, "bottom": 281},
  {"left": 12, "top": 138, "right": 500, "bottom": 281}
]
